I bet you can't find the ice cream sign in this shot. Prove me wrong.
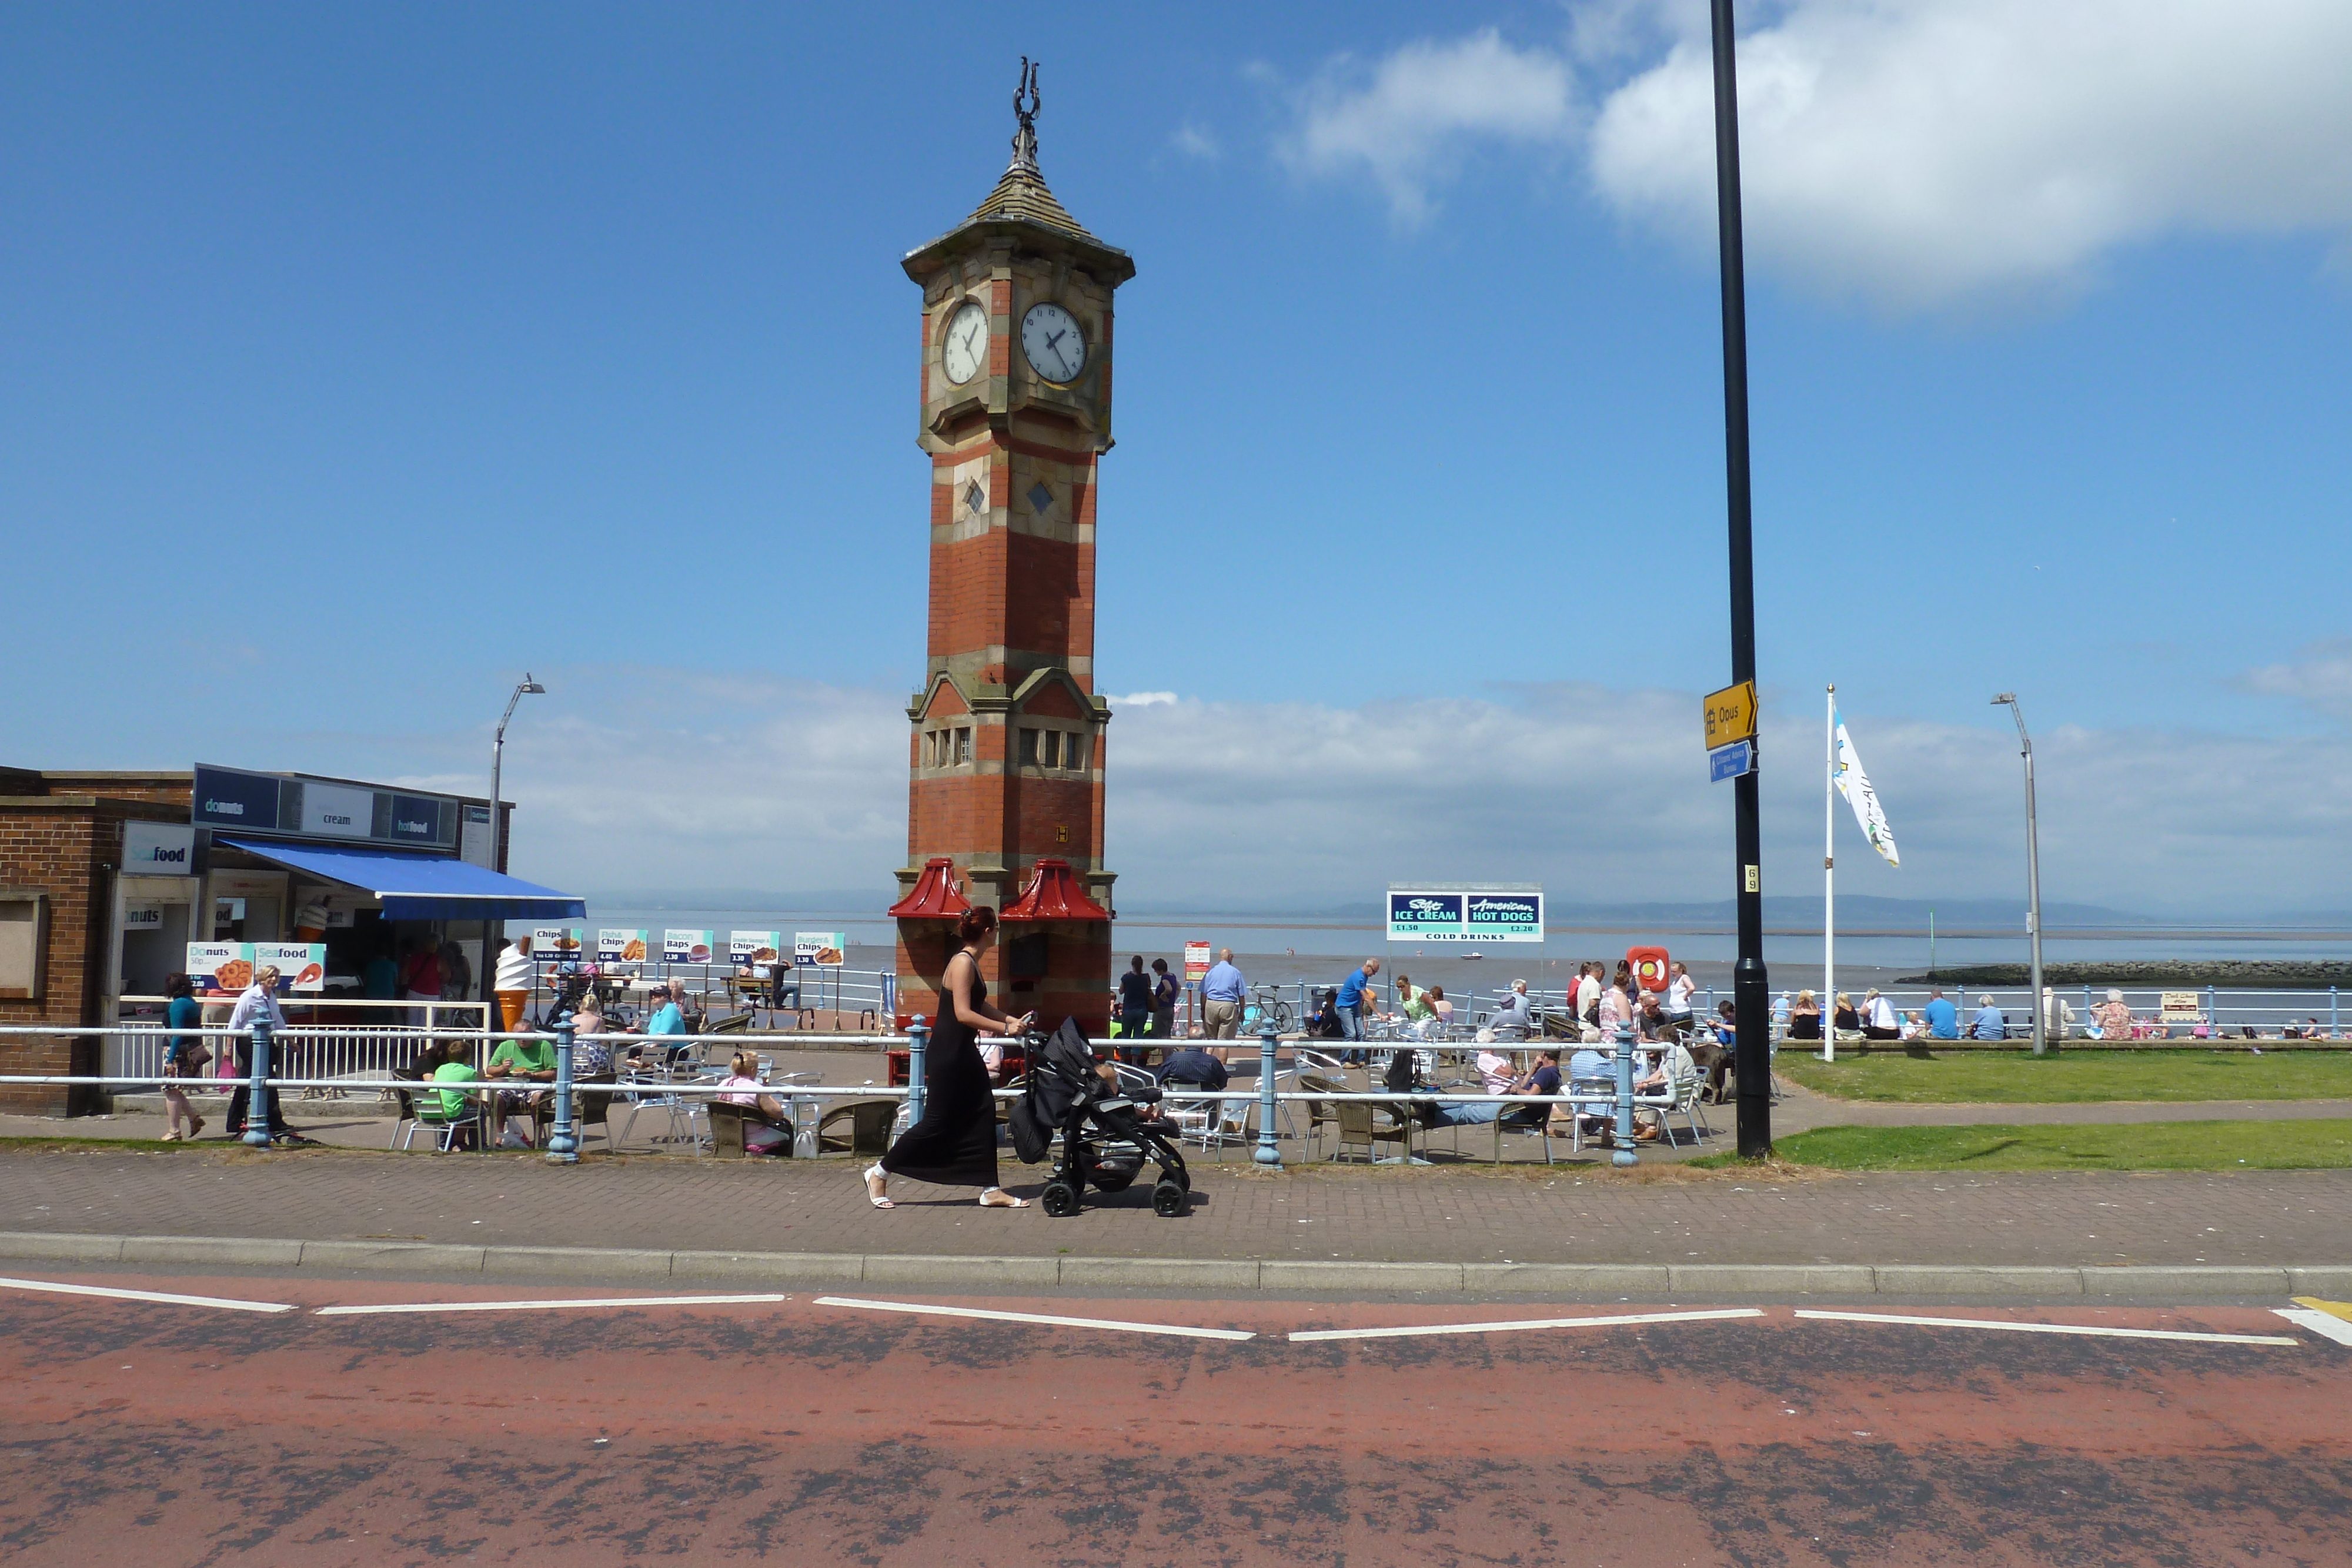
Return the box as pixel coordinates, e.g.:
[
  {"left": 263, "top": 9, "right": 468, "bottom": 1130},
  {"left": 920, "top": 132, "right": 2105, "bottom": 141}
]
[{"left": 1385, "top": 884, "right": 1545, "bottom": 944}]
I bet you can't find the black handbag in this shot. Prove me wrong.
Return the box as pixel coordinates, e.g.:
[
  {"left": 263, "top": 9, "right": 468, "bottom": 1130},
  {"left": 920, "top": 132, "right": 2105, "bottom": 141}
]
[{"left": 1007, "top": 1094, "right": 1051, "bottom": 1164}]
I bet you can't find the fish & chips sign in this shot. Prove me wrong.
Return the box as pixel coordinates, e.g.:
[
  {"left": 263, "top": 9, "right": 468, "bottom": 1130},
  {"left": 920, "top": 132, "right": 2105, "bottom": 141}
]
[{"left": 1385, "top": 885, "right": 1544, "bottom": 944}]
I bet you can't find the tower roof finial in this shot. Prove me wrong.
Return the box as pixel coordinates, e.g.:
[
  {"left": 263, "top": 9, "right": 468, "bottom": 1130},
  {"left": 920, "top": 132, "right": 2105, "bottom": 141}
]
[{"left": 1010, "top": 56, "right": 1041, "bottom": 173}]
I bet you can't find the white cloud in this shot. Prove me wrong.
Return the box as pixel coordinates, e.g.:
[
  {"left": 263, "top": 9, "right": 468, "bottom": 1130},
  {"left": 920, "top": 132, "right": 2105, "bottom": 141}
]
[
  {"left": 359, "top": 667, "right": 2352, "bottom": 918},
  {"left": 1105, "top": 691, "right": 1180, "bottom": 707},
  {"left": 1592, "top": 0, "right": 2352, "bottom": 305},
  {"left": 1170, "top": 122, "right": 1219, "bottom": 161},
  {"left": 2236, "top": 639, "right": 2352, "bottom": 725},
  {"left": 1276, "top": 28, "right": 1579, "bottom": 223},
  {"left": 1279, "top": 4, "right": 2352, "bottom": 305}
]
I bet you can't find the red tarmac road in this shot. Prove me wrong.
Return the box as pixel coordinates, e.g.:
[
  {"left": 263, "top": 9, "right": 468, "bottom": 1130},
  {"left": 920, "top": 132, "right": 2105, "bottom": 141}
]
[{"left": 2, "top": 1272, "right": 2347, "bottom": 1566}]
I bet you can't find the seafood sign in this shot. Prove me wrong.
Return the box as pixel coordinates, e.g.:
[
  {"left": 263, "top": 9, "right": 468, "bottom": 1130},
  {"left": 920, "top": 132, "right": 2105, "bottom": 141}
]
[
  {"left": 598, "top": 930, "right": 649, "bottom": 964},
  {"left": 184, "top": 942, "right": 327, "bottom": 995}
]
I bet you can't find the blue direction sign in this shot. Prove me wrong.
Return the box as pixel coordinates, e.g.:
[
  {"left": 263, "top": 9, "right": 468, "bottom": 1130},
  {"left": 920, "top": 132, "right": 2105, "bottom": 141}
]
[{"left": 1709, "top": 738, "right": 1756, "bottom": 783}]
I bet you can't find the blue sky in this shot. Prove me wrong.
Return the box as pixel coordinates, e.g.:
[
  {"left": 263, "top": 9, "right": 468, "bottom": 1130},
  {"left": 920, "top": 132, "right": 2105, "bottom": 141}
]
[{"left": 5, "top": 2, "right": 2349, "bottom": 915}]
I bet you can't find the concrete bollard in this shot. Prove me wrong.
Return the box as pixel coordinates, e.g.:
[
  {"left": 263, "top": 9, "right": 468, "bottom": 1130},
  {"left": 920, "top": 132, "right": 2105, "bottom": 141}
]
[
  {"left": 907, "top": 1017, "right": 928, "bottom": 1124},
  {"left": 1612, "top": 1022, "right": 1638, "bottom": 1168},
  {"left": 1254, "top": 1024, "right": 1284, "bottom": 1168},
  {"left": 243, "top": 1015, "right": 274, "bottom": 1148},
  {"left": 546, "top": 1017, "right": 578, "bottom": 1164}
]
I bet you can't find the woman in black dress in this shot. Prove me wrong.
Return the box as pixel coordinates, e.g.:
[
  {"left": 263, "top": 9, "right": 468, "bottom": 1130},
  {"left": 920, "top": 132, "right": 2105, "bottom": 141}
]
[{"left": 866, "top": 907, "right": 1034, "bottom": 1210}]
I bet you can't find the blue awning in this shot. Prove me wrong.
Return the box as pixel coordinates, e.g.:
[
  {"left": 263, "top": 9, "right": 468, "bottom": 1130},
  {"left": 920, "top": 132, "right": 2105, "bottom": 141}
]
[{"left": 217, "top": 837, "right": 586, "bottom": 921}]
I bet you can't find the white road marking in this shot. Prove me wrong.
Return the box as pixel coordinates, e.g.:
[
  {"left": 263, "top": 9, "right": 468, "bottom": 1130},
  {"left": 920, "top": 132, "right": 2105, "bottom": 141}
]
[
  {"left": 813, "top": 1295, "right": 1255, "bottom": 1341},
  {"left": 2274, "top": 1308, "right": 2352, "bottom": 1348},
  {"left": 316, "top": 1293, "right": 786, "bottom": 1316},
  {"left": 1288, "top": 1308, "right": 1763, "bottom": 1343},
  {"left": 1796, "top": 1309, "right": 2298, "bottom": 1346},
  {"left": 0, "top": 1276, "right": 295, "bottom": 1313}
]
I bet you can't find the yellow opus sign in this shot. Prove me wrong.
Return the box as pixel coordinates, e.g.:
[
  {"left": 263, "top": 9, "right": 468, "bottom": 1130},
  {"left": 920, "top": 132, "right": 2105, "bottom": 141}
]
[{"left": 1704, "top": 681, "right": 1759, "bottom": 750}]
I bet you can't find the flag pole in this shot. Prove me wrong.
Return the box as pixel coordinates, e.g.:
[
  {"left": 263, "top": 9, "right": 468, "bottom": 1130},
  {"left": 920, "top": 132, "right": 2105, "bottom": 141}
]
[{"left": 1823, "top": 684, "right": 1835, "bottom": 1065}]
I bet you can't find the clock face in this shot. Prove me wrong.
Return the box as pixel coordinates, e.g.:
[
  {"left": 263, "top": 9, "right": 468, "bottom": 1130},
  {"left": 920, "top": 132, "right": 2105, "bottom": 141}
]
[
  {"left": 1021, "top": 302, "right": 1085, "bottom": 383},
  {"left": 940, "top": 300, "right": 988, "bottom": 385}
]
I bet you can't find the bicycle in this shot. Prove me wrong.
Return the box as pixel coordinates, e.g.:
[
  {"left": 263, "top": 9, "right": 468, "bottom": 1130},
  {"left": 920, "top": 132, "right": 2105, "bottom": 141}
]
[{"left": 1241, "top": 985, "right": 1295, "bottom": 1035}]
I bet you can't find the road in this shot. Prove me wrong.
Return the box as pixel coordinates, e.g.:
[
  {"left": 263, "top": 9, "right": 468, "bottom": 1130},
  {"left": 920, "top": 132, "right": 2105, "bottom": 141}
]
[{"left": 3, "top": 1268, "right": 2347, "bottom": 1566}]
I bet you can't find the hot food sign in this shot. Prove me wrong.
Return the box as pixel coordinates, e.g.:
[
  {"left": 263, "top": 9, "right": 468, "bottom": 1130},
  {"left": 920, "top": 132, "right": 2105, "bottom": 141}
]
[{"left": 1385, "top": 884, "right": 1545, "bottom": 944}]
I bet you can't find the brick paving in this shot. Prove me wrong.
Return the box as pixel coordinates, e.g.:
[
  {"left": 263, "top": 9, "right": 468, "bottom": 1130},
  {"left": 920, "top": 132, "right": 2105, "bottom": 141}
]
[{"left": 2, "top": 1148, "right": 2344, "bottom": 1268}]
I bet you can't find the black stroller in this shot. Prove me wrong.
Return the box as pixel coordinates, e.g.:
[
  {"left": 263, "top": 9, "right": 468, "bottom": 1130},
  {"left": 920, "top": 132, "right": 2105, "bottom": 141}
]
[{"left": 1008, "top": 1018, "right": 1191, "bottom": 1218}]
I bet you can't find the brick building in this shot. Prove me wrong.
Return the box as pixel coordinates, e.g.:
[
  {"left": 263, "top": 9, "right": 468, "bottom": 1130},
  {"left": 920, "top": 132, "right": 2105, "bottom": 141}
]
[
  {"left": 1, "top": 763, "right": 576, "bottom": 1115},
  {"left": 889, "top": 77, "right": 1131, "bottom": 1037}
]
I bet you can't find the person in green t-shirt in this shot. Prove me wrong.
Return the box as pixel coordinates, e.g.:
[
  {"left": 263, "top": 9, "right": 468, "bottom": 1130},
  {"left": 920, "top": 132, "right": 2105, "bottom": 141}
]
[
  {"left": 485, "top": 1034, "right": 557, "bottom": 1149},
  {"left": 429, "top": 1041, "right": 483, "bottom": 1145}
]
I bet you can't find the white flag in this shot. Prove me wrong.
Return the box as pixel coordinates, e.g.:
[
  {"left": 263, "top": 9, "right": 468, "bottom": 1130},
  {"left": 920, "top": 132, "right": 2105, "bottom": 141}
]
[{"left": 1832, "top": 708, "right": 1900, "bottom": 867}]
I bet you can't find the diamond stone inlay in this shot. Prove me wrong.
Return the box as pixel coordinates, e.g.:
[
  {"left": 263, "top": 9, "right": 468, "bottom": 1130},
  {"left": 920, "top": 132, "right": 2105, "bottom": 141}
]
[
  {"left": 1027, "top": 482, "right": 1053, "bottom": 515},
  {"left": 964, "top": 481, "right": 986, "bottom": 515}
]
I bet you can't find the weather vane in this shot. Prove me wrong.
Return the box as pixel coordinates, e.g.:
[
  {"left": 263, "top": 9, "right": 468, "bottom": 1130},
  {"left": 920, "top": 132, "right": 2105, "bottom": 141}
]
[{"left": 1011, "top": 57, "right": 1041, "bottom": 171}]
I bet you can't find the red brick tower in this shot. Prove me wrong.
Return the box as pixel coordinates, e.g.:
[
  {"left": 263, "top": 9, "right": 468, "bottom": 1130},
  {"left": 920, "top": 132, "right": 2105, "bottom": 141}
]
[{"left": 889, "top": 65, "right": 1131, "bottom": 1037}]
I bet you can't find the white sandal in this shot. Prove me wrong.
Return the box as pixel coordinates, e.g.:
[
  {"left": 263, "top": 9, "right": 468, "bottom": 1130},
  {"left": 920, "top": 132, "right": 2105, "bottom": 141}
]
[
  {"left": 864, "top": 1163, "right": 895, "bottom": 1209},
  {"left": 978, "top": 1188, "right": 1029, "bottom": 1209}
]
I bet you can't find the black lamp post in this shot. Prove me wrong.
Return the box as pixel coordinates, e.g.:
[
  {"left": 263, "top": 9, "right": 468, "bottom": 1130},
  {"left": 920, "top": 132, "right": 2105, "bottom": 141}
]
[{"left": 1708, "top": 0, "right": 1772, "bottom": 1157}]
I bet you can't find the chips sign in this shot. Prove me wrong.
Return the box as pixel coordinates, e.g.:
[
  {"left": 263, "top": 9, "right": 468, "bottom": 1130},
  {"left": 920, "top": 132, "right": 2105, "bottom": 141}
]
[
  {"left": 795, "top": 931, "right": 847, "bottom": 967},
  {"left": 1703, "top": 681, "right": 1759, "bottom": 750},
  {"left": 184, "top": 942, "right": 326, "bottom": 997},
  {"left": 533, "top": 927, "right": 583, "bottom": 959},
  {"left": 729, "top": 930, "right": 783, "bottom": 967},
  {"left": 597, "top": 929, "right": 648, "bottom": 963},
  {"left": 1385, "top": 885, "right": 1544, "bottom": 944},
  {"left": 663, "top": 929, "right": 715, "bottom": 965},
  {"left": 1184, "top": 941, "right": 1212, "bottom": 982}
]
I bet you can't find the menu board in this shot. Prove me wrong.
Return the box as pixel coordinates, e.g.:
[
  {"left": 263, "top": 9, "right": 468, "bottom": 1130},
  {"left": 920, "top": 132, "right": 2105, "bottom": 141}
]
[
  {"left": 185, "top": 942, "right": 326, "bottom": 997},
  {"left": 597, "top": 929, "right": 649, "bottom": 964},
  {"left": 532, "top": 927, "right": 583, "bottom": 959},
  {"left": 1184, "top": 941, "right": 1211, "bottom": 981},
  {"left": 663, "top": 929, "right": 715, "bottom": 964},
  {"left": 795, "top": 931, "right": 847, "bottom": 967},
  {"left": 730, "top": 930, "right": 783, "bottom": 973}
]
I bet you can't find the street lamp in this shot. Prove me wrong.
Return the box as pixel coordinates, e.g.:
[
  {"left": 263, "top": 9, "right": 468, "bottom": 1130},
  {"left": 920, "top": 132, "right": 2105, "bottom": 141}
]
[
  {"left": 485, "top": 675, "right": 547, "bottom": 1004},
  {"left": 1707, "top": 0, "right": 1772, "bottom": 1155},
  {"left": 1991, "top": 694, "right": 2046, "bottom": 1057}
]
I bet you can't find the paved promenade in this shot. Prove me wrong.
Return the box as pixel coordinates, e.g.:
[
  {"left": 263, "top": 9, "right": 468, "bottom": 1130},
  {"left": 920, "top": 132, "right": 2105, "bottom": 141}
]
[{"left": 4, "top": 1146, "right": 2345, "bottom": 1269}]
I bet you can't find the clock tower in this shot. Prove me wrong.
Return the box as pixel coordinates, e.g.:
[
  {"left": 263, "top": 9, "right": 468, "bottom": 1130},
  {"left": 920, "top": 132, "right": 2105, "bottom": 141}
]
[{"left": 888, "top": 62, "right": 1133, "bottom": 1037}]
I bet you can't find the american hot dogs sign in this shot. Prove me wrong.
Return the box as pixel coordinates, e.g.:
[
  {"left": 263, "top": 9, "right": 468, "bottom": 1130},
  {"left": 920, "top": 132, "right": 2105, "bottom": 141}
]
[{"left": 1384, "top": 884, "right": 1545, "bottom": 944}]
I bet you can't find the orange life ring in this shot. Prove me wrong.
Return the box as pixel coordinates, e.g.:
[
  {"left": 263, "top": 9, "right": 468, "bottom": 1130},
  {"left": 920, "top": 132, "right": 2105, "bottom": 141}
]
[{"left": 1627, "top": 946, "right": 1671, "bottom": 993}]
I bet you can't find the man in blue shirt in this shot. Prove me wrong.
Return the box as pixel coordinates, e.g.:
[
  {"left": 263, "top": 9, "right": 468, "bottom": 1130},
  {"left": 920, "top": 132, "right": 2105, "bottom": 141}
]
[
  {"left": 1424, "top": 1049, "right": 1561, "bottom": 1127},
  {"left": 646, "top": 979, "right": 690, "bottom": 1037},
  {"left": 1970, "top": 995, "right": 2009, "bottom": 1039},
  {"left": 1156, "top": 1045, "right": 1229, "bottom": 1094},
  {"left": 1334, "top": 957, "right": 1381, "bottom": 1064},
  {"left": 1200, "top": 949, "right": 1247, "bottom": 1042},
  {"left": 1923, "top": 988, "right": 1960, "bottom": 1039}
]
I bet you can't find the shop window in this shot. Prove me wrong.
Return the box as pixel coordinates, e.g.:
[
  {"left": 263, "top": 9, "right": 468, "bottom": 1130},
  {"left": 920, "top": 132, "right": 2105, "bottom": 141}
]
[
  {"left": 0, "top": 892, "right": 46, "bottom": 1001},
  {"left": 1018, "top": 728, "right": 1038, "bottom": 766}
]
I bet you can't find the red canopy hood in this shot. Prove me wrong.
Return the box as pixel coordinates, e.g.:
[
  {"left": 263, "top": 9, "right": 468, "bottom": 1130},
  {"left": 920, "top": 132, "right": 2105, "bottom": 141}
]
[
  {"left": 887, "top": 857, "right": 974, "bottom": 920},
  {"left": 1000, "top": 857, "right": 1110, "bottom": 922}
]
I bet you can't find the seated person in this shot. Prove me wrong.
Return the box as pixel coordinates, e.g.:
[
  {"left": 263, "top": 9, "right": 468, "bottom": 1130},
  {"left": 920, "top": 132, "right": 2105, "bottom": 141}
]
[
  {"left": 1705, "top": 1001, "right": 1739, "bottom": 1100},
  {"left": 1831, "top": 992, "right": 1862, "bottom": 1036},
  {"left": 429, "top": 1039, "right": 482, "bottom": 1146},
  {"left": 717, "top": 1050, "right": 791, "bottom": 1153},
  {"left": 569, "top": 1000, "right": 615, "bottom": 1075},
  {"left": 1631, "top": 1039, "right": 1698, "bottom": 1142},
  {"left": 1155, "top": 1044, "right": 1230, "bottom": 1093},
  {"left": 1486, "top": 981, "right": 1535, "bottom": 1040},
  {"left": 1970, "top": 995, "right": 2009, "bottom": 1039},
  {"left": 1395, "top": 975, "right": 1432, "bottom": 1021},
  {"left": 1860, "top": 989, "right": 1901, "bottom": 1040},
  {"left": 1563, "top": 1044, "right": 1625, "bottom": 1138},
  {"left": 1636, "top": 991, "right": 1678, "bottom": 1042},
  {"left": 485, "top": 1029, "right": 557, "bottom": 1149},
  {"left": 1474, "top": 1048, "right": 1514, "bottom": 1094},
  {"left": 1899, "top": 1009, "right": 1926, "bottom": 1040},
  {"left": 1786, "top": 990, "right": 1822, "bottom": 1039},
  {"left": 1420, "top": 1048, "right": 1561, "bottom": 1128},
  {"left": 2091, "top": 989, "right": 2134, "bottom": 1040},
  {"left": 1923, "top": 988, "right": 1960, "bottom": 1039},
  {"left": 1428, "top": 986, "right": 1454, "bottom": 1027},
  {"left": 646, "top": 979, "right": 693, "bottom": 1037}
]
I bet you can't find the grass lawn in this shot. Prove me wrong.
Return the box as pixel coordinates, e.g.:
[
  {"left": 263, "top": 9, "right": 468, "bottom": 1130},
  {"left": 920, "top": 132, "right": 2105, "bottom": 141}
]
[
  {"left": 1778, "top": 1048, "right": 2352, "bottom": 1104},
  {"left": 1698, "top": 1119, "right": 2352, "bottom": 1172}
]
